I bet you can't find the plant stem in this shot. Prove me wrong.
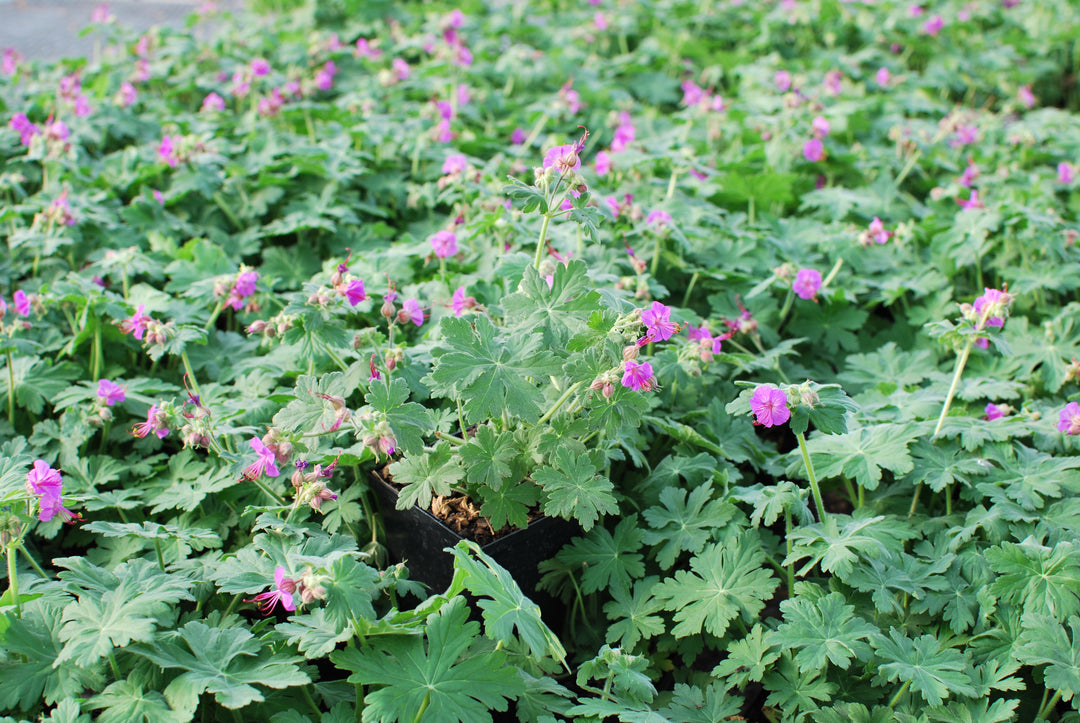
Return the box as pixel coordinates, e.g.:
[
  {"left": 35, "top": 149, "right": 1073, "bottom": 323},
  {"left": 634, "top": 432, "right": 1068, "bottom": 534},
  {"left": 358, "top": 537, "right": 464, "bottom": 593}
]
[
  {"left": 537, "top": 381, "right": 582, "bottom": 425},
  {"left": 300, "top": 683, "right": 322, "bottom": 718},
  {"left": 91, "top": 323, "right": 102, "bottom": 382},
  {"left": 681, "top": 271, "right": 699, "bottom": 307},
  {"left": 181, "top": 351, "right": 203, "bottom": 403},
  {"left": 6, "top": 544, "right": 19, "bottom": 617},
  {"left": 822, "top": 256, "right": 845, "bottom": 289},
  {"left": 17, "top": 544, "right": 47, "bottom": 578},
  {"left": 533, "top": 213, "right": 552, "bottom": 270},
  {"left": 107, "top": 650, "right": 122, "bottom": 680},
  {"left": 411, "top": 692, "right": 431, "bottom": 723},
  {"left": 6, "top": 351, "right": 14, "bottom": 427},
  {"left": 776, "top": 287, "right": 795, "bottom": 329},
  {"left": 153, "top": 539, "right": 166, "bottom": 571},
  {"left": 203, "top": 300, "right": 226, "bottom": 331},
  {"left": 665, "top": 169, "right": 678, "bottom": 199},
  {"left": 784, "top": 509, "right": 795, "bottom": 596},
  {"left": 650, "top": 229, "right": 664, "bottom": 277},
  {"left": 1036, "top": 690, "right": 1062, "bottom": 721},
  {"left": 250, "top": 476, "right": 286, "bottom": 506},
  {"left": 796, "top": 432, "right": 827, "bottom": 523},
  {"left": 887, "top": 679, "right": 911, "bottom": 708}
]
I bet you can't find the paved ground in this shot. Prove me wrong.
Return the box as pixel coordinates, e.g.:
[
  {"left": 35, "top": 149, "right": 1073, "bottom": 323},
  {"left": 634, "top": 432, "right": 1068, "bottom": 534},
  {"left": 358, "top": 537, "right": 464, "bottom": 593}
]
[{"left": 0, "top": 0, "right": 242, "bottom": 62}]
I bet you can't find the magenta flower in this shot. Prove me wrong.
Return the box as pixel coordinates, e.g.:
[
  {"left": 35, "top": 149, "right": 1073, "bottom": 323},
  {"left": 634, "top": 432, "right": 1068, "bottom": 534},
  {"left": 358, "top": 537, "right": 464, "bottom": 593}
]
[
  {"left": 1018, "top": 85, "right": 1036, "bottom": 109},
  {"left": 641, "top": 301, "right": 678, "bottom": 343},
  {"left": 1058, "top": 162, "right": 1074, "bottom": 185},
  {"left": 646, "top": 210, "right": 672, "bottom": 228},
  {"left": 823, "top": 70, "right": 843, "bottom": 96},
  {"left": 132, "top": 403, "right": 170, "bottom": 439},
  {"left": 972, "top": 287, "right": 1010, "bottom": 328},
  {"left": 392, "top": 58, "right": 410, "bottom": 81},
  {"left": 960, "top": 159, "right": 979, "bottom": 187},
  {"left": 2, "top": 48, "right": 23, "bottom": 76},
  {"left": 595, "top": 150, "right": 611, "bottom": 176},
  {"left": 344, "top": 279, "right": 367, "bottom": 306},
  {"left": 26, "top": 460, "right": 77, "bottom": 523},
  {"left": 91, "top": 4, "right": 112, "bottom": 23},
  {"left": 621, "top": 360, "right": 655, "bottom": 392},
  {"left": 13, "top": 290, "right": 30, "bottom": 317},
  {"left": 430, "top": 230, "right": 458, "bottom": 258},
  {"left": 250, "top": 58, "right": 270, "bottom": 76},
  {"left": 864, "top": 217, "right": 890, "bottom": 245},
  {"left": 952, "top": 124, "right": 978, "bottom": 147},
  {"left": 245, "top": 437, "right": 281, "bottom": 479},
  {"left": 1059, "top": 402, "right": 1080, "bottom": 435},
  {"left": 681, "top": 80, "right": 705, "bottom": 107},
  {"left": 774, "top": 70, "right": 792, "bottom": 92},
  {"left": 611, "top": 112, "right": 635, "bottom": 152},
  {"left": 245, "top": 566, "right": 297, "bottom": 614},
  {"left": 811, "top": 116, "right": 830, "bottom": 138},
  {"left": 923, "top": 14, "right": 944, "bottom": 36},
  {"left": 451, "top": 286, "right": 476, "bottom": 317},
  {"left": 119, "top": 304, "right": 152, "bottom": 340},
  {"left": 9, "top": 113, "right": 39, "bottom": 146},
  {"left": 594, "top": 11, "right": 608, "bottom": 29},
  {"left": 117, "top": 81, "right": 138, "bottom": 108},
  {"left": 355, "top": 38, "right": 381, "bottom": 59},
  {"left": 802, "top": 138, "right": 825, "bottom": 162},
  {"left": 750, "top": 384, "right": 790, "bottom": 428},
  {"left": 158, "top": 135, "right": 180, "bottom": 167},
  {"left": 202, "top": 92, "right": 226, "bottom": 112},
  {"left": 543, "top": 144, "right": 581, "bottom": 173},
  {"left": 957, "top": 190, "right": 984, "bottom": 210},
  {"left": 401, "top": 298, "right": 424, "bottom": 327},
  {"left": 511, "top": 127, "right": 526, "bottom": 145},
  {"left": 153, "top": 189, "right": 165, "bottom": 205},
  {"left": 793, "top": 268, "right": 823, "bottom": 301},
  {"left": 442, "top": 153, "right": 467, "bottom": 175},
  {"left": 875, "top": 67, "right": 891, "bottom": 87},
  {"left": 97, "top": 379, "right": 126, "bottom": 406},
  {"left": 984, "top": 403, "right": 1006, "bottom": 421}
]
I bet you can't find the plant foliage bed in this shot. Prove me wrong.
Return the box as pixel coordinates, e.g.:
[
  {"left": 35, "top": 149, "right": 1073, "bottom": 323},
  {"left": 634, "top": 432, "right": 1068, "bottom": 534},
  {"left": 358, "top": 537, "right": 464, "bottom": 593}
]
[{"left": 2, "top": 0, "right": 1080, "bottom": 720}]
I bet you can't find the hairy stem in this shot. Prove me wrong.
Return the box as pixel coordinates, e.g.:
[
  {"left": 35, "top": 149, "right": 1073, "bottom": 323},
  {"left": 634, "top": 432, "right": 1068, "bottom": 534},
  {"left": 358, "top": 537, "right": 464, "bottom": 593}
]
[
  {"left": 6, "top": 544, "right": 19, "bottom": 617},
  {"left": 533, "top": 213, "right": 552, "bottom": 270},
  {"left": 537, "top": 381, "right": 582, "bottom": 426},
  {"left": 796, "top": 432, "right": 827, "bottom": 523},
  {"left": 784, "top": 509, "right": 795, "bottom": 596},
  {"left": 888, "top": 679, "right": 911, "bottom": 708}
]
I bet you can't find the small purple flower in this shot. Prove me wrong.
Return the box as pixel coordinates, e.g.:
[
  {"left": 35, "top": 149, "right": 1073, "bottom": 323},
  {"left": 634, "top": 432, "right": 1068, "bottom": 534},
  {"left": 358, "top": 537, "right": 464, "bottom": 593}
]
[
  {"left": 9, "top": 113, "right": 39, "bottom": 146},
  {"left": 97, "top": 379, "right": 126, "bottom": 406},
  {"left": 119, "top": 304, "right": 152, "bottom": 340},
  {"left": 511, "top": 127, "right": 526, "bottom": 145},
  {"left": 595, "top": 150, "right": 611, "bottom": 176},
  {"left": 923, "top": 14, "right": 944, "bottom": 36},
  {"left": 646, "top": 210, "right": 672, "bottom": 228},
  {"left": 543, "top": 144, "right": 581, "bottom": 173},
  {"left": 26, "top": 460, "right": 77, "bottom": 523},
  {"left": 1058, "top": 402, "right": 1080, "bottom": 435},
  {"left": 1018, "top": 85, "right": 1036, "bottom": 109},
  {"left": 750, "top": 384, "right": 790, "bottom": 428},
  {"left": 245, "top": 566, "right": 297, "bottom": 614},
  {"left": 158, "top": 135, "right": 179, "bottom": 167},
  {"left": 245, "top": 437, "right": 281, "bottom": 479},
  {"left": 876, "top": 67, "right": 891, "bottom": 87},
  {"left": 957, "top": 190, "right": 984, "bottom": 210},
  {"left": 611, "top": 112, "right": 635, "bottom": 152},
  {"left": 13, "top": 290, "right": 30, "bottom": 317},
  {"left": 117, "top": 81, "right": 138, "bottom": 108},
  {"left": 823, "top": 70, "right": 843, "bottom": 96},
  {"left": 344, "top": 279, "right": 367, "bottom": 306},
  {"left": 315, "top": 61, "right": 336, "bottom": 91},
  {"left": 250, "top": 58, "right": 270, "bottom": 76},
  {"left": 1058, "top": 162, "right": 1074, "bottom": 185},
  {"left": 621, "top": 360, "right": 655, "bottom": 392},
  {"left": 774, "top": 70, "right": 792, "bottom": 92},
  {"left": 952, "top": 124, "right": 978, "bottom": 147},
  {"left": 392, "top": 58, "right": 410, "bottom": 81},
  {"left": 803, "top": 138, "right": 825, "bottom": 162},
  {"left": 972, "top": 287, "right": 1011, "bottom": 328},
  {"left": 2, "top": 48, "right": 21, "bottom": 76},
  {"left": 451, "top": 286, "right": 475, "bottom": 317},
  {"left": 202, "top": 92, "right": 226, "bottom": 112},
  {"left": 681, "top": 80, "right": 705, "bottom": 106},
  {"left": 793, "top": 268, "right": 822, "bottom": 301},
  {"left": 430, "top": 230, "right": 458, "bottom": 258},
  {"left": 641, "top": 301, "right": 678, "bottom": 343},
  {"left": 132, "top": 403, "right": 170, "bottom": 439},
  {"left": 960, "top": 160, "right": 979, "bottom": 187},
  {"left": 442, "top": 153, "right": 467, "bottom": 175},
  {"left": 811, "top": 116, "right": 830, "bottom": 138},
  {"left": 402, "top": 299, "right": 424, "bottom": 327},
  {"left": 984, "top": 403, "right": 1006, "bottom": 421}
]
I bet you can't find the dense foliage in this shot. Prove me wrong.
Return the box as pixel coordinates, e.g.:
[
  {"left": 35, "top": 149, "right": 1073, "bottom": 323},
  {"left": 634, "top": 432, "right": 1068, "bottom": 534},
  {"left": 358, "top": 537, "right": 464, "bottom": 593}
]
[{"left": 3, "top": 0, "right": 1080, "bottom": 720}]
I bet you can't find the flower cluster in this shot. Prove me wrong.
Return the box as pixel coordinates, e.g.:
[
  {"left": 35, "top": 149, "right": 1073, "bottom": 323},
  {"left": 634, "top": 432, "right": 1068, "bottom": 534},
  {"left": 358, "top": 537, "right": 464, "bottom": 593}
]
[{"left": 25, "top": 461, "right": 78, "bottom": 523}]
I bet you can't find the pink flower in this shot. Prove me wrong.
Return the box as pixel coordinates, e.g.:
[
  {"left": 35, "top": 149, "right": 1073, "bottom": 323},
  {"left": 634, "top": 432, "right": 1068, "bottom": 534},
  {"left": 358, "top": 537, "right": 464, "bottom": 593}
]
[
  {"left": 2, "top": 48, "right": 21, "bottom": 76},
  {"left": 811, "top": 116, "right": 830, "bottom": 138},
  {"left": 823, "top": 70, "right": 843, "bottom": 96},
  {"left": 315, "top": 61, "right": 336, "bottom": 91},
  {"left": 132, "top": 403, "right": 170, "bottom": 439},
  {"left": 641, "top": 301, "right": 678, "bottom": 342},
  {"left": 26, "top": 460, "right": 77, "bottom": 522},
  {"left": 952, "top": 124, "right": 978, "bottom": 147},
  {"left": 245, "top": 566, "right": 297, "bottom": 614},
  {"left": 646, "top": 210, "right": 672, "bottom": 227},
  {"left": 153, "top": 189, "right": 165, "bottom": 205},
  {"left": 750, "top": 384, "right": 790, "bottom": 427},
  {"left": 436, "top": 100, "right": 454, "bottom": 121},
  {"left": 543, "top": 144, "right": 581, "bottom": 173},
  {"left": 594, "top": 11, "right": 608, "bottom": 29},
  {"left": 957, "top": 190, "right": 984, "bottom": 210},
  {"left": 611, "top": 112, "right": 635, "bottom": 152},
  {"left": 117, "top": 82, "right": 138, "bottom": 108},
  {"left": 864, "top": 217, "right": 891, "bottom": 245},
  {"left": 202, "top": 91, "right": 226, "bottom": 112},
  {"left": 392, "top": 58, "right": 410, "bottom": 81},
  {"left": 430, "top": 230, "right": 458, "bottom": 258},
  {"left": 9, "top": 113, "right": 39, "bottom": 146},
  {"left": 775, "top": 70, "right": 792, "bottom": 92},
  {"left": 972, "top": 287, "right": 1010, "bottom": 328},
  {"left": 1018, "top": 85, "right": 1036, "bottom": 109},
  {"left": 1058, "top": 402, "right": 1080, "bottom": 435},
  {"left": 227, "top": 270, "right": 258, "bottom": 310},
  {"left": 621, "top": 360, "right": 656, "bottom": 392},
  {"left": 402, "top": 298, "right": 424, "bottom": 326},
  {"left": 876, "top": 67, "right": 891, "bottom": 87},
  {"left": 984, "top": 403, "right": 1006, "bottom": 421},
  {"left": 793, "top": 268, "right": 822, "bottom": 300},
  {"left": 451, "top": 286, "right": 475, "bottom": 316},
  {"left": 245, "top": 437, "right": 281, "bottom": 479},
  {"left": 442, "top": 153, "right": 467, "bottom": 175},
  {"left": 250, "top": 58, "right": 270, "bottom": 76},
  {"left": 802, "top": 138, "right": 825, "bottom": 162},
  {"left": 511, "top": 127, "right": 526, "bottom": 145},
  {"left": 595, "top": 150, "right": 611, "bottom": 176},
  {"left": 355, "top": 38, "right": 381, "bottom": 59},
  {"left": 158, "top": 135, "right": 180, "bottom": 167},
  {"left": 13, "top": 290, "right": 30, "bottom": 317},
  {"left": 923, "top": 14, "right": 944, "bottom": 36},
  {"left": 344, "top": 279, "right": 367, "bottom": 306},
  {"left": 960, "top": 159, "right": 980, "bottom": 187},
  {"left": 97, "top": 379, "right": 126, "bottom": 406},
  {"left": 1058, "top": 162, "right": 1074, "bottom": 185},
  {"left": 119, "top": 304, "right": 152, "bottom": 340},
  {"left": 681, "top": 80, "right": 705, "bottom": 107}
]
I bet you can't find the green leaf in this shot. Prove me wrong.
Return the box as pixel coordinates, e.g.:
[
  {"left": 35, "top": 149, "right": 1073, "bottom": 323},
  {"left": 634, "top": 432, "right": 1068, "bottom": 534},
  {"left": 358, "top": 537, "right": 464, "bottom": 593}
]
[
  {"left": 762, "top": 655, "right": 836, "bottom": 716},
  {"left": 800, "top": 423, "right": 918, "bottom": 491},
  {"left": 451, "top": 541, "right": 567, "bottom": 666},
  {"left": 86, "top": 680, "right": 188, "bottom": 723},
  {"left": 653, "top": 532, "right": 779, "bottom": 638},
  {"left": 428, "top": 315, "right": 563, "bottom": 424},
  {"left": 1016, "top": 614, "right": 1080, "bottom": 704},
  {"left": 477, "top": 481, "right": 541, "bottom": 531},
  {"left": 54, "top": 558, "right": 196, "bottom": 668},
  {"left": 322, "top": 556, "right": 381, "bottom": 631},
  {"left": 131, "top": 621, "right": 310, "bottom": 711},
  {"left": 330, "top": 596, "right": 523, "bottom": 723},
  {"left": 576, "top": 644, "right": 656, "bottom": 707},
  {"left": 387, "top": 442, "right": 464, "bottom": 511},
  {"left": 554, "top": 516, "right": 645, "bottom": 595},
  {"left": 276, "top": 608, "right": 353, "bottom": 659},
  {"left": 641, "top": 483, "right": 735, "bottom": 568},
  {"left": 603, "top": 577, "right": 664, "bottom": 649},
  {"left": 906, "top": 439, "right": 991, "bottom": 494},
  {"left": 658, "top": 682, "right": 742, "bottom": 723},
  {"left": 366, "top": 377, "right": 434, "bottom": 455},
  {"left": 785, "top": 511, "right": 917, "bottom": 578},
  {"left": 712, "top": 623, "right": 780, "bottom": 687},
  {"left": 980, "top": 444, "right": 1080, "bottom": 512},
  {"left": 273, "top": 371, "right": 357, "bottom": 434},
  {"left": 503, "top": 259, "right": 603, "bottom": 346},
  {"left": 535, "top": 447, "right": 617, "bottom": 531},
  {"left": 772, "top": 592, "right": 880, "bottom": 673},
  {"left": 874, "top": 629, "right": 976, "bottom": 707},
  {"left": 987, "top": 538, "right": 1080, "bottom": 620},
  {"left": 459, "top": 424, "right": 516, "bottom": 490}
]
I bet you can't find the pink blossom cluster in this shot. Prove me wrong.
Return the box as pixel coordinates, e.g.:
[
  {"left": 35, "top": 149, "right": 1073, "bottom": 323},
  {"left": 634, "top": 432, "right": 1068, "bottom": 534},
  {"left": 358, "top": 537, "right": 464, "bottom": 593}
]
[{"left": 26, "top": 460, "right": 78, "bottom": 523}]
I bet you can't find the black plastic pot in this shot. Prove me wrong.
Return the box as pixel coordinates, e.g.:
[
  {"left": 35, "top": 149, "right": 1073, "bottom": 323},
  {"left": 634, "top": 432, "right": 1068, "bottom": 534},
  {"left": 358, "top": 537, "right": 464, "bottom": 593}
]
[{"left": 369, "top": 467, "right": 578, "bottom": 599}]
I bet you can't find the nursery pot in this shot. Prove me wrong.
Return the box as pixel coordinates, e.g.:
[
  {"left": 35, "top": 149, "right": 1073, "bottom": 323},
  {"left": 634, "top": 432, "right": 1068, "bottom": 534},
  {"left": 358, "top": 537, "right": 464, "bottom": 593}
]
[{"left": 369, "top": 467, "right": 579, "bottom": 601}]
